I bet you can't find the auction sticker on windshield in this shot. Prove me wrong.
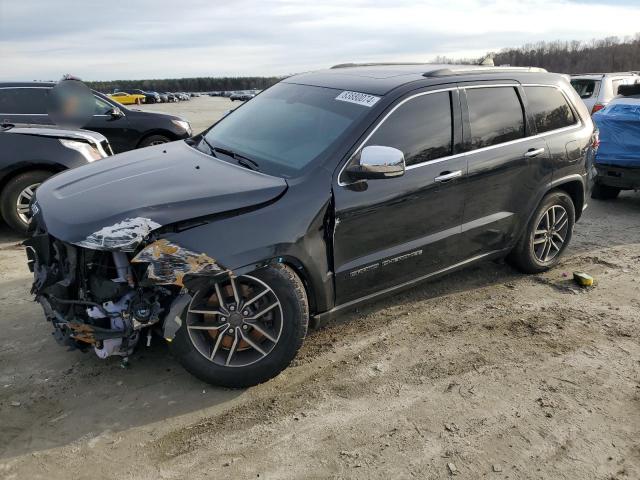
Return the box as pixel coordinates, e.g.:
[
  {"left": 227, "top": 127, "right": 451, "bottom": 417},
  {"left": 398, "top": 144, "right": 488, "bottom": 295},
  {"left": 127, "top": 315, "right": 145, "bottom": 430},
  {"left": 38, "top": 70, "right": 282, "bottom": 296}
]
[{"left": 335, "top": 91, "right": 380, "bottom": 107}]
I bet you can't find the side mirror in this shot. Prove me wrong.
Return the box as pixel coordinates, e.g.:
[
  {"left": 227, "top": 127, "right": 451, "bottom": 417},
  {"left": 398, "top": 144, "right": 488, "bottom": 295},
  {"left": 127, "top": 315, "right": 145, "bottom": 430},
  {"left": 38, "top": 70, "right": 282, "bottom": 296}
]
[
  {"left": 346, "top": 145, "right": 405, "bottom": 181},
  {"left": 107, "top": 107, "right": 124, "bottom": 118}
]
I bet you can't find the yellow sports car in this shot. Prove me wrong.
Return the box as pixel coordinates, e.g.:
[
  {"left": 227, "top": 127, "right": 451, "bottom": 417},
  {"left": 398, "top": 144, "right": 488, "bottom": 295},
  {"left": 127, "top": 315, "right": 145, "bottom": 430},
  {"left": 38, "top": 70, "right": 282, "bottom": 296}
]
[{"left": 108, "top": 92, "right": 146, "bottom": 105}]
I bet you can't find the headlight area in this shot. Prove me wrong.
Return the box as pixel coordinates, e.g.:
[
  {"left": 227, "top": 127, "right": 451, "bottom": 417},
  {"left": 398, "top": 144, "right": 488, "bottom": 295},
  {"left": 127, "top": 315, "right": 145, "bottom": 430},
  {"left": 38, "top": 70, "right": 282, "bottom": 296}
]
[
  {"left": 59, "top": 138, "right": 107, "bottom": 162},
  {"left": 25, "top": 232, "right": 224, "bottom": 361},
  {"left": 171, "top": 119, "right": 192, "bottom": 136}
]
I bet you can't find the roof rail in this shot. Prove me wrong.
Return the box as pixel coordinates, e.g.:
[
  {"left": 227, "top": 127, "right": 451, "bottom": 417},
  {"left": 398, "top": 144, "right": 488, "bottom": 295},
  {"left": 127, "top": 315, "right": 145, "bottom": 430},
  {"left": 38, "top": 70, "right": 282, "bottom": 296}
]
[
  {"left": 330, "top": 62, "right": 425, "bottom": 69},
  {"left": 328, "top": 63, "right": 548, "bottom": 76},
  {"left": 424, "top": 66, "right": 547, "bottom": 77},
  {"left": 570, "top": 72, "right": 637, "bottom": 77}
]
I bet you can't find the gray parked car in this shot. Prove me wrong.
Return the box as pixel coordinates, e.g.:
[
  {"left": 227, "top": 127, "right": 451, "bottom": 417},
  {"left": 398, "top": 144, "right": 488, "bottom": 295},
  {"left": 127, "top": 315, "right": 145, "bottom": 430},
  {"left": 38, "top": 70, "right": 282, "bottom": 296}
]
[
  {"left": 0, "top": 123, "right": 112, "bottom": 232},
  {"left": 570, "top": 73, "right": 639, "bottom": 115}
]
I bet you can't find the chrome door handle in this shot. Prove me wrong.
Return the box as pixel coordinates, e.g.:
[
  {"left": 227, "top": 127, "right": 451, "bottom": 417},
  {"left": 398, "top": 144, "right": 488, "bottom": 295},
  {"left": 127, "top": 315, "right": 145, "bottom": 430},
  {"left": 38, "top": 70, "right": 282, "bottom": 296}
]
[
  {"left": 434, "top": 170, "right": 462, "bottom": 183},
  {"left": 524, "top": 147, "right": 545, "bottom": 158}
]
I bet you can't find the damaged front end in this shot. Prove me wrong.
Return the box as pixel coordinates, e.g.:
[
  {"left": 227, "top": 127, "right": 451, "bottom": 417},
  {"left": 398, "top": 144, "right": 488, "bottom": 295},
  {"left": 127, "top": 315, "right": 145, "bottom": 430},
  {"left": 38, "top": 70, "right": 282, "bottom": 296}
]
[{"left": 24, "top": 217, "right": 224, "bottom": 360}]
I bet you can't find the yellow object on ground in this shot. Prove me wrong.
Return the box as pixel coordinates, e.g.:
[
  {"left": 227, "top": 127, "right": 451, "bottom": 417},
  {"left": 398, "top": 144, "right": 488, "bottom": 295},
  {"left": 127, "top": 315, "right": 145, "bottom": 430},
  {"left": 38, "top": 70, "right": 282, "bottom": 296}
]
[{"left": 573, "top": 272, "right": 594, "bottom": 287}]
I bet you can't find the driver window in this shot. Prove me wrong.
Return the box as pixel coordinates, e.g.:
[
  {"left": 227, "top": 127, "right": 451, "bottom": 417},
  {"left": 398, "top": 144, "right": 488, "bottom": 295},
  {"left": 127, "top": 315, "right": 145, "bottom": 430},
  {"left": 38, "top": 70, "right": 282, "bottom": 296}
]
[
  {"left": 364, "top": 92, "right": 453, "bottom": 167},
  {"left": 94, "top": 96, "right": 113, "bottom": 115}
]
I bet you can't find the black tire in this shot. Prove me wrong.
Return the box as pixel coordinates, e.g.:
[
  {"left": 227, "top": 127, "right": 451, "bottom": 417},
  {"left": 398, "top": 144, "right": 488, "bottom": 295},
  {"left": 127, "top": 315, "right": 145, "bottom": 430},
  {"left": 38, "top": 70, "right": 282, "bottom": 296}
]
[
  {"left": 591, "top": 183, "right": 620, "bottom": 200},
  {"left": 171, "top": 264, "right": 309, "bottom": 388},
  {"left": 507, "top": 190, "right": 575, "bottom": 274},
  {"left": 138, "top": 134, "right": 171, "bottom": 148},
  {"left": 0, "top": 170, "right": 52, "bottom": 234}
]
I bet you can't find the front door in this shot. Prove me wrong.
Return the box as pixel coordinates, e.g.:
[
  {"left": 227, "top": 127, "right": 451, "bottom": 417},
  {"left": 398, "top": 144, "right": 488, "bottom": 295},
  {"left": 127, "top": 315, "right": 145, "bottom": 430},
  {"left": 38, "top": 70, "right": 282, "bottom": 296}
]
[
  {"left": 333, "top": 88, "right": 468, "bottom": 304},
  {"left": 86, "top": 95, "right": 132, "bottom": 153}
]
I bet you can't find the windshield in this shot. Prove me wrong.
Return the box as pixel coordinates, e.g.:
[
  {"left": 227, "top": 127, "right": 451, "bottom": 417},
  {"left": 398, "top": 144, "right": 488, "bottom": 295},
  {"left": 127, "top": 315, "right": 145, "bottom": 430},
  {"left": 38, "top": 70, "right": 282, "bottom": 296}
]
[
  {"left": 202, "top": 83, "right": 373, "bottom": 177},
  {"left": 570, "top": 79, "right": 599, "bottom": 99}
]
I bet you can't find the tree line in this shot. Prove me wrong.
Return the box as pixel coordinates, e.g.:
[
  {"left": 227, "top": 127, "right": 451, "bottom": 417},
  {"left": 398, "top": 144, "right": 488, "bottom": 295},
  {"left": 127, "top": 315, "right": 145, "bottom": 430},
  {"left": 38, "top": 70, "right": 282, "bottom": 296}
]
[
  {"left": 86, "top": 34, "right": 640, "bottom": 93},
  {"left": 87, "top": 76, "right": 283, "bottom": 94},
  {"left": 434, "top": 34, "right": 640, "bottom": 74}
]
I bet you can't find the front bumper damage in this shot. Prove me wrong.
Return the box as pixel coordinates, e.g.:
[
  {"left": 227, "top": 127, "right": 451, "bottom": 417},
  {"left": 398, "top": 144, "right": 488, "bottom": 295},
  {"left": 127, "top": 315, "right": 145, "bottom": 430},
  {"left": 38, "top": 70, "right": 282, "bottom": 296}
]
[{"left": 24, "top": 227, "right": 226, "bottom": 359}]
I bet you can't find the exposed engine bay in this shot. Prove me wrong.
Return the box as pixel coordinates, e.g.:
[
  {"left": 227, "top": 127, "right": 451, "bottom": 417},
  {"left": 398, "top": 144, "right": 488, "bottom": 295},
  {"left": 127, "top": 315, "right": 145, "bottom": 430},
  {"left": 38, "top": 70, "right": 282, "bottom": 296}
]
[{"left": 23, "top": 230, "right": 214, "bottom": 360}]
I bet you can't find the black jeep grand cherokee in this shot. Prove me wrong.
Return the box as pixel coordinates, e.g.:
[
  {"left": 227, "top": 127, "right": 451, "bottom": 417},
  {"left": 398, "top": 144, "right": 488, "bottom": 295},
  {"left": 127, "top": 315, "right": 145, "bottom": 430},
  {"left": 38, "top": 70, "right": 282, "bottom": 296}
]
[{"left": 26, "top": 64, "right": 597, "bottom": 388}]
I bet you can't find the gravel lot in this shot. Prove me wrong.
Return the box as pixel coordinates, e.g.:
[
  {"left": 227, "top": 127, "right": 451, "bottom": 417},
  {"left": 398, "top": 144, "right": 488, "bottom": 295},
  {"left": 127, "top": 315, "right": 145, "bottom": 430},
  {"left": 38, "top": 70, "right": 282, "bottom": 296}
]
[
  {"left": 0, "top": 98, "right": 638, "bottom": 479},
  {"left": 136, "top": 95, "right": 240, "bottom": 134}
]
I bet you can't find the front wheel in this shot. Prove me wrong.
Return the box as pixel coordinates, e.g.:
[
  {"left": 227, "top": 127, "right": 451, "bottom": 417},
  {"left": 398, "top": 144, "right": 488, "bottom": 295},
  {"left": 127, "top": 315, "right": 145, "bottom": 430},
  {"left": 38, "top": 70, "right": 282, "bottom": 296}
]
[
  {"left": 0, "top": 170, "right": 52, "bottom": 234},
  {"left": 507, "top": 191, "right": 575, "bottom": 274},
  {"left": 170, "top": 265, "right": 309, "bottom": 388}
]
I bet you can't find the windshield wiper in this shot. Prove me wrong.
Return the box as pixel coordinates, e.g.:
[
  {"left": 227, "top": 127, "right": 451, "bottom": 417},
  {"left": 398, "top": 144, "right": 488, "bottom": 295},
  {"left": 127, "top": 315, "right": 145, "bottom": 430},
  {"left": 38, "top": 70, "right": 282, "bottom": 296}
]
[
  {"left": 210, "top": 145, "right": 260, "bottom": 171},
  {"left": 196, "top": 137, "right": 261, "bottom": 172},
  {"left": 197, "top": 136, "right": 214, "bottom": 154}
]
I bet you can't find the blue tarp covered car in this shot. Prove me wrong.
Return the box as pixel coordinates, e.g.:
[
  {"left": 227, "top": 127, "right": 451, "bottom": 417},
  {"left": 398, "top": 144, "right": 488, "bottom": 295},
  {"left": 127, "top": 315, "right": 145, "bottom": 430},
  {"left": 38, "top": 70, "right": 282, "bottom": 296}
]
[{"left": 591, "top": 89, "right": 640, "bottom": 199}]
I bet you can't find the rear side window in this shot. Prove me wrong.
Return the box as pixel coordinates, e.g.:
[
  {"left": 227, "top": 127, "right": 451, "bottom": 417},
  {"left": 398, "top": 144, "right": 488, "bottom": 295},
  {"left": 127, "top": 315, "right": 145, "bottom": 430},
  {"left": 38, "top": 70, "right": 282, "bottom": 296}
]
[
  {"left": 570, "top": 79, "right": 599, "bottom": 99},
  {"left": 524, "top": 86, "right": 576, "bottom": 134},
  {"left": 466, "top": 87, "right": 524, "bottom": 149},
  {"left": 0, "top": 88, "right": 48, "bottom": 114},
  {"left": 365, "top": 91, "right": 453, "bottom": 166},
  {"left": 611, "top": 79, "right": 623, "bottom": 96}
]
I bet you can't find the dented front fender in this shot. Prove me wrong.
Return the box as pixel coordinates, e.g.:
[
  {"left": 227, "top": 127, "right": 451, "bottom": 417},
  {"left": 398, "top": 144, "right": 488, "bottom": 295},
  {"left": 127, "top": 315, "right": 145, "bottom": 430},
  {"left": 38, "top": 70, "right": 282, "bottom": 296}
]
[{"left": 132, "top": 239, "right": 225, "bottom": 287}]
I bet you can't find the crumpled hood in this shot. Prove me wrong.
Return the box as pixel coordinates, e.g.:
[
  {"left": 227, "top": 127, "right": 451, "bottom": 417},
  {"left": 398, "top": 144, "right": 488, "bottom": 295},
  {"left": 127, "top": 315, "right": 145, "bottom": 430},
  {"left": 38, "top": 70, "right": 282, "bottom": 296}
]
[{"left": 34, "top": 140, "right": 287, "bottom": 246}]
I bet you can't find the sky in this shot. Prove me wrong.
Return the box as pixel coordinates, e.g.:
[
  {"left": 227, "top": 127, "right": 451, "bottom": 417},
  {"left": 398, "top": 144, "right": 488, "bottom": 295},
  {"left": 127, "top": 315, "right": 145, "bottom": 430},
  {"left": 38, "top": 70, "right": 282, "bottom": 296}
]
[{"left": 1, "top": 0, "right": 639, "bottom": 81}]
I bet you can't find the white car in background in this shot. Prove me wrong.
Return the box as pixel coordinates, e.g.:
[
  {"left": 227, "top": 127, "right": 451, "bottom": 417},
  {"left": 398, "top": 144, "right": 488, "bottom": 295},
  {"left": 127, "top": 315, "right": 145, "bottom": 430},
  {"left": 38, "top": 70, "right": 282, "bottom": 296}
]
[{"left": 570, "top": 72, "right": 639, "bottom": 115}]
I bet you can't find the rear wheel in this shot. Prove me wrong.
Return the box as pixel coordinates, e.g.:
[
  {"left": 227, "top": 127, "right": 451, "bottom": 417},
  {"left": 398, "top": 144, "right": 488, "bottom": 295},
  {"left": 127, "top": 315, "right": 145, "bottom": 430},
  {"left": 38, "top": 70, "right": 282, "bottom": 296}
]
[
  {"left": 507, "top": 191, "right": 575, "bottom": 274},
  {"left": 170, "top": 265, "right": 309, "bottom": 388},
  {"left": 591, "top": 183, "right": 620, "bottom": 200},
  {"left": 0, "top": 170, "right": 52, "bottom": 234}
]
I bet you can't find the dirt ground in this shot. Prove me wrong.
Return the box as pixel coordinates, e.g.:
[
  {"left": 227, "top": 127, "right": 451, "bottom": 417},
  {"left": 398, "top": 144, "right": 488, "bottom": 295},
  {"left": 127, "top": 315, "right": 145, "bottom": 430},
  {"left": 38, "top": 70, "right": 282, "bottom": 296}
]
[{"left": 0, "top": 103, "right": 639, "bottom": 478}]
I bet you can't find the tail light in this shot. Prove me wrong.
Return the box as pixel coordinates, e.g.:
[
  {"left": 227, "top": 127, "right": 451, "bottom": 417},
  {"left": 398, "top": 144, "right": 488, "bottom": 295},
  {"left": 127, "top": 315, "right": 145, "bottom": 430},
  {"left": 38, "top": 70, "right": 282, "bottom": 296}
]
[
  {"left": 591, "top": 103, "right": 605, "bottom": 114},
  {"left": 591, "top": 129, "right": 600, "bottom": 149}
]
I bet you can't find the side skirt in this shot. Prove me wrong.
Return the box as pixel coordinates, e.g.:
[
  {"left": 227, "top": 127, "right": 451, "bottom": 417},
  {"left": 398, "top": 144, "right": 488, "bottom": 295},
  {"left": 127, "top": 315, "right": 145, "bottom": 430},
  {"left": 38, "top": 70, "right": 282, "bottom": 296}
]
[{"left": 312, "top": 249, "right": 507, "bottom": 327}]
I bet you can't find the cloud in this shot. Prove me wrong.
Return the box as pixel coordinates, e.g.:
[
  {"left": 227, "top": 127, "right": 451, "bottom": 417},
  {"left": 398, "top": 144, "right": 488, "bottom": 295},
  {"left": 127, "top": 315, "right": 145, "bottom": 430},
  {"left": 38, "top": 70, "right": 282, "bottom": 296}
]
[{"left": 0, "top": 0, "right": 639, "bottom": 80}]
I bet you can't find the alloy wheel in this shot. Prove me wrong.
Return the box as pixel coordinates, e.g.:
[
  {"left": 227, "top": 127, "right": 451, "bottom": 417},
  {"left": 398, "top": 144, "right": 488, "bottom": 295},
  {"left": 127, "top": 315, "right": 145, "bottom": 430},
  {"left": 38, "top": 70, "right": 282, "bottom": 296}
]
[
  {"left": 16, "top": 183, "right": 40, "bottom": 224},
  {"left": 532, "top": 205, "right": 569, "bottom": 262},
  {"left": 186, "top": 275, "right": 283, "bottom": 367}
]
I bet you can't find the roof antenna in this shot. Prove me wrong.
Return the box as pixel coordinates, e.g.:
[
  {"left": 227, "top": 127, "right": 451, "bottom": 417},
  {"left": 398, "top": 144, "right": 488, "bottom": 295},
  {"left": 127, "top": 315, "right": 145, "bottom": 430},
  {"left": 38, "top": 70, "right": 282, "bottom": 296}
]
[{"left": 61, "top": 74, "right": 82, "bottom": 81}]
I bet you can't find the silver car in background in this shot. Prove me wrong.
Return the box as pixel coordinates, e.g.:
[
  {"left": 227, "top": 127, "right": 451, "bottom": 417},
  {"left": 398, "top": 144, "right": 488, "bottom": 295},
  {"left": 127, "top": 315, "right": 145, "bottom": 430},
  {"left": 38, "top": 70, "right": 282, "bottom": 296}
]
[{"left": 570, "top": 72, "right": 639, "bottom": 115}]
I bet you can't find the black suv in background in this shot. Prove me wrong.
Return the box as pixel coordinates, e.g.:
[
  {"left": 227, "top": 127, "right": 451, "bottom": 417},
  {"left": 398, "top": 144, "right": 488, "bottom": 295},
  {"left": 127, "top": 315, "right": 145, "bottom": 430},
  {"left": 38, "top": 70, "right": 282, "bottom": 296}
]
[
  {"left": 0, "top": 83, "right": 192, "bottom": 152},
  {"left": 27, "top": 65, "right": 596, "bottom": 388}
]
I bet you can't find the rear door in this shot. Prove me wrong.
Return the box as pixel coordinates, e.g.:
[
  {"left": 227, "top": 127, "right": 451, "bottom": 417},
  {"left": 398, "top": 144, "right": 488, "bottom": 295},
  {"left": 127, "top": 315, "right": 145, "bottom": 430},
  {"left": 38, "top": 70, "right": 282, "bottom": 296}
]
[
  {"left": 0, "top": 87, "right": 51, "bottom": 125},
  {"left": 521, "top": 85, "right": 584, "bottom": 184},
  {"left": 458, "top": 84, "right": 551, "bottom": 258},
  {"left": 333, "top": 87, "right": 468, "bottom": 304}
]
